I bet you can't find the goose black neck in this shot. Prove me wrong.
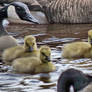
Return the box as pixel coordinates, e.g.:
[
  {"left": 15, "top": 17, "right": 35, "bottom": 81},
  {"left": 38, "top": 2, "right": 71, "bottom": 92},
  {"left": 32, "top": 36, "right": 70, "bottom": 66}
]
[
  {"left": 0, "top": 6, "right": 8, "bottom": 36},
  {"left": 57, "top": 69, "right": 92, "bottom": 92},
  {"left": 0, "top": 20, "right": 8, "bottom": 36}
]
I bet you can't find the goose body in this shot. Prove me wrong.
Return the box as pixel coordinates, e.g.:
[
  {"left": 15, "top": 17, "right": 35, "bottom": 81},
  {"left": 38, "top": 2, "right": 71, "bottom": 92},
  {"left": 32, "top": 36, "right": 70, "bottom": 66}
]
[
  {"left": 34, "top": 0, "right": 92, "bottom": 24},
  {"left": 0, "top": 35, "right": 17, "bottom": 51},
  {"left": 12, "top": 45, "right": 56, "bottom": 74},
  {"left": 57, "top": 68, "right": 92, "bottom": 92},
  {"left": 2, "top": 35, "right": 39, "bottom": 64},
  {"left": 62, "top": 30, "right": 92, "bottom": 59}
]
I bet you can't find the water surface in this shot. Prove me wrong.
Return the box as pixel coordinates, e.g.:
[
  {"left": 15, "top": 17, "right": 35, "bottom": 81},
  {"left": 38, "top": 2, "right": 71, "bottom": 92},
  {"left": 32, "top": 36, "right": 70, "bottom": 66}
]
[{"left": 1, "top": 23, "right": 92, "bottom": 92}]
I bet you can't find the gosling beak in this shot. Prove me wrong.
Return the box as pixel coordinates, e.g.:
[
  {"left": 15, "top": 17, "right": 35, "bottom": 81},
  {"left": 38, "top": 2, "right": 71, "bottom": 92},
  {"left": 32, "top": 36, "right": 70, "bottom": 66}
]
[
  {"left": 90, "top": 39, "right": 92, "bottom": 45},
  {"left": 46, "top": 56, "right": 51, "bottom": 62},
  {"left": 22, "top": 13, "right": 40, "bottom": 24},
  {"left": 29, "top": 46, "right": 33, "bottom": 52}
]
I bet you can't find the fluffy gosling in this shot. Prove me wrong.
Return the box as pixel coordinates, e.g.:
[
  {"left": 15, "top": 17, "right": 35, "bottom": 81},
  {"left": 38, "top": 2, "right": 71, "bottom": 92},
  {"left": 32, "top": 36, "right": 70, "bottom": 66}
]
[
  {"left": 62, "top": 30, "right": 92, "bottom": 59},
  {"left": 12, "top": 45, "right": 56, "bottom": 74},
  {"left": 2, "top": 35, "right": 38, "bottom": 64}
]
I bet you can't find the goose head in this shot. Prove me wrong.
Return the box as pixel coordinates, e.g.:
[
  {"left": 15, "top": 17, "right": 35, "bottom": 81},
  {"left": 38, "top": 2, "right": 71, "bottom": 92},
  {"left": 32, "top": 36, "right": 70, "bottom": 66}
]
[
  {"left": 40, "top": 46, "right": 51, "bottom": 63},
  {"left": 0, "top": 2, "right": 39, "bottom": 24},
  {"left": 57, "top": 68, "right": 92, "bottom": 92},
  {"left": 24, "top": 35, "right": 37, "bottom": 52},
  {"left": 24, "top": 1, "right": 48, "bottom": 24}
]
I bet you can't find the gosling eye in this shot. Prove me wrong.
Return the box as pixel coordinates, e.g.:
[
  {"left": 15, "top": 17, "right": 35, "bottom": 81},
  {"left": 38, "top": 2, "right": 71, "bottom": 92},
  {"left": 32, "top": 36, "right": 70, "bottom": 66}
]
[
  {"left": 41, "top": 52, "right": 46, "bottom": 56},
  {"left": 32, "top": 43, "right": 34, "bottom": 46},
  {"left": 26, "top": 42, "right": 29, "bottom": 46}
]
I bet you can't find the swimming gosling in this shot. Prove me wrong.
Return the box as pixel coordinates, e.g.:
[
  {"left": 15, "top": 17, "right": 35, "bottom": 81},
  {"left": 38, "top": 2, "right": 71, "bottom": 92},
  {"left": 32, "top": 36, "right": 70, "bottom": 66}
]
[
  {"left": 2, "top": 35, "right": 38, "bottom": 64},
  {"left": 12, "top": 45, "right": 56, "bottom": 74},
  {"left": 57, "top": 68, "right": 92, "bottom": 92},
  {"left": 62, "top": 30, "right": 92, "bottom": 59}
]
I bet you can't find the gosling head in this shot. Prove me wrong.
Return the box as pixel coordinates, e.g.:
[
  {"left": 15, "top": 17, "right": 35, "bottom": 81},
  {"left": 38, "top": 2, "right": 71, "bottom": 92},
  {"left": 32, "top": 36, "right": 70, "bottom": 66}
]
[
  {"left": 24, "top": 35, "right": 37, "bottom": 52},
  {"left": 40, "top": 46, "right": 51, "bottom": 63},
  {"left": 88, "top": 30, "right": 92, "bottom": 45},
  {"left": 0, "top": 2, "right": 39, "bottom": 24}
]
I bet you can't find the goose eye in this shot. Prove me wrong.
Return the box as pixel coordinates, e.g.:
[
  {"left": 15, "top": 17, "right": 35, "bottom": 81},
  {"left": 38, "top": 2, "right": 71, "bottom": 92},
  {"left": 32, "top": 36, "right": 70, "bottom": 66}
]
[{"left": 17, "top": 6, "right": 21, "bottom": 10}]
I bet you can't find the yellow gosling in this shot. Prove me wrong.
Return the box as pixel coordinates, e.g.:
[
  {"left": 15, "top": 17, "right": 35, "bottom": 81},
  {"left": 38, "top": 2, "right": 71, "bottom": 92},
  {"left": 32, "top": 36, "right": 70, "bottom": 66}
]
[
  {"left": 2, "top": 35, "right": 39, "bottom": 64},
  {"left": 62, "top": 30, "right": 92, "bottom": 59},
  {"left": 35, "top": 45, "right": 56, "bottom": 73},
  {"left": 12, "top": 45, "right": 56, "bottom": 74}
]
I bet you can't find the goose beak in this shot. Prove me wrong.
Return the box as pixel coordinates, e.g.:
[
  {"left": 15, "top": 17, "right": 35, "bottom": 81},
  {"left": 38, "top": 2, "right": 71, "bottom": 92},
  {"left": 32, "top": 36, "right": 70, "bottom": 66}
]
[{"left": 23, "top": 13, "right": 40, "bottom": 24}]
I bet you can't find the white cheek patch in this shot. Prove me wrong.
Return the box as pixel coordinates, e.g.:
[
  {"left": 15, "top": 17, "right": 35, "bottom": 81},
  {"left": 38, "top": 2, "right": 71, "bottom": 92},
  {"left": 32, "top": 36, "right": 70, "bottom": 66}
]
[
  {"left": 2, "top": 19, "right": 9, "bottom": 27},
  {"left": 70, "top": 85, "right": 74, "bottom": 92},
  {"left": 7, "top": 5, "right": 20, "bottom": 20}
]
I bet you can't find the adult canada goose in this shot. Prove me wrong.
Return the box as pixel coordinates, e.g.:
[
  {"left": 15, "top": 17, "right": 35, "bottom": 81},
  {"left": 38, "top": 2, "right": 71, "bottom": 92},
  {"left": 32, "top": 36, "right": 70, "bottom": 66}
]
[
  {"left": 13, "top": 0, "right": 92, "bottom": 24},
  {"left": 2, "top": 35, "right": 39, "bottom": 64},
  {"left": 12, "top": 45, "right": 56, "bottom": 74},
  {"left": 62, "top": 30, "right": 92, "bottom": 59},
  {"left": 31, "top": 0, "right": 92, "bottom": 24},
  {"left": 3, "top": 0, "right": 92, "bottom": 24},
  {"left": 0, "top": 1, "right": 39, "bottom": 53},
  {"left": 57, "top": 68, "right": 92, "bottom": 92}
]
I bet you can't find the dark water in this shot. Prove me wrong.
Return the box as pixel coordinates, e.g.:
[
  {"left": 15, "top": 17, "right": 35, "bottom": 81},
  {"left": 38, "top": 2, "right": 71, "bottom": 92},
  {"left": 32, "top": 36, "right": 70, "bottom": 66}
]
[{"left": 1, "top": 24, "right": 92, "bottom": 92}]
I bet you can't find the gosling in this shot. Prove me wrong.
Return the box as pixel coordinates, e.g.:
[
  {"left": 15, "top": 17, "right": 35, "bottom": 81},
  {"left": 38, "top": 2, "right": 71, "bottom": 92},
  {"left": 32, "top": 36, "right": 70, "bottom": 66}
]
[
  {"left": 57, "top": 68, "right": 92, "bottom": 92},
  {"left": 62, "top": 30, "right": 92, "bottom": 59},
  {"left": 12, "top": 45, "right": 56, "bottom": 74},
  {"left": 2, "top": 35, "right": 39, "bottom": 64}
]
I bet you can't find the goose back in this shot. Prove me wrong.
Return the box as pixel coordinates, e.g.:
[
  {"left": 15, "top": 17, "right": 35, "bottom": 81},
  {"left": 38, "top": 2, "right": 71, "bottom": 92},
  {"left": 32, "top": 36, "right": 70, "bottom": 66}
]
[{"left": 43, "top": 0, "right": 92, "bottom": 23}]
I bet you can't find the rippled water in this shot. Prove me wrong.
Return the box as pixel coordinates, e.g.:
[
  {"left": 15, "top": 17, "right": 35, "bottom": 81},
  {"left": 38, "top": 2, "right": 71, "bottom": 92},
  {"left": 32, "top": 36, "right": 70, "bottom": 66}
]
[{"left": 1, "top": 24, "right": 92, "bottom": 92}]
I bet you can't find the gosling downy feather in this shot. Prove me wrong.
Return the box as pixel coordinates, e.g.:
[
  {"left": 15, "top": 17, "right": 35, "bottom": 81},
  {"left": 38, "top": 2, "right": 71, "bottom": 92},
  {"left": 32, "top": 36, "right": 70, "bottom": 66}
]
[
  {"left": 62, "top": 30, "right": 92, "bottom": 59},
  {"left": 12, "top": 45, "right": 56, "bottom": 74},
  {"left": 57, "top": 68, "right": 92, "bottom": 92},
  {"left": 12, "top": 57, "right": 41, "bottom": 74},
  {"left": 2, "top": 35, "right": 39, "bottom": 64}
]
